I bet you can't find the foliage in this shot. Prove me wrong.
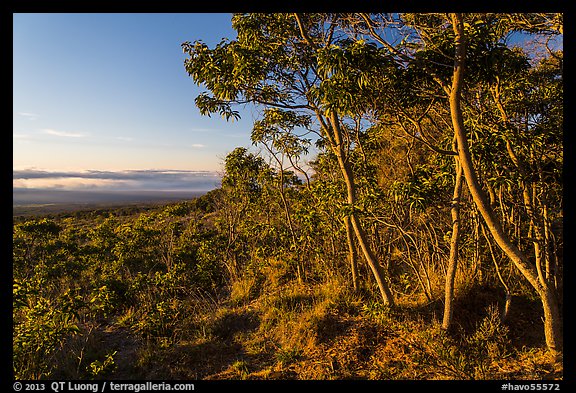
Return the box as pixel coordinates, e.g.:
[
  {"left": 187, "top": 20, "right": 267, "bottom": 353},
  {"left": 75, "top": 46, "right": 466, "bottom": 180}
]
[{"left": 13, "top": 12, "right": 562, "bottom": 379}]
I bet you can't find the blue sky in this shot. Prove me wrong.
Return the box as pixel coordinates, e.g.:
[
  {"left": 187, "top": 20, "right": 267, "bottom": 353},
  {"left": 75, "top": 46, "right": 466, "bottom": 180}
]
[
  {"left": 13, "top": 13, "right": 562, "bottom": 194},
  {"left": 13, "top": 13, "right": 257, "bottom": 191}
]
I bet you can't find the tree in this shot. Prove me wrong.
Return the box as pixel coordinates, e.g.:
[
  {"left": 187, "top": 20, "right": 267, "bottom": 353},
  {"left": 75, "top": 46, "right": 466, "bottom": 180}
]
[
  {"left": 446, "top": 13, "right": 561, "bottom": 356},
  {"left": 442, "top": 156, "right": 464, "bottom": 330},
  {"left": 252, "top": 109, "right": 310, "bottom": 281},
  {"left": 218, "top": 147, "right": 274, "bottom": 278},
  {"left": 341, "top": 12, "right": 562, "bottom": 352},
  {"left": 183, "top": 13, "right": 395, "bottom": 305}
]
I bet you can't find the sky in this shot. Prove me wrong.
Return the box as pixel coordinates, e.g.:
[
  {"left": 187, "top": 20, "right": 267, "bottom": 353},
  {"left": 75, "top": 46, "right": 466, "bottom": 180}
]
[
  {"left": 13, "top": 13, "right": 562, "bottom": 196},
  {"left": 13, "top": 13, "right": 257, "bottom": 193}
]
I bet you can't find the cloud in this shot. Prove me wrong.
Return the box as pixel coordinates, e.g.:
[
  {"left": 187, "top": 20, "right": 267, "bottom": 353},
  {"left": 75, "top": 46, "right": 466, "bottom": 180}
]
[
  {"left": 13, "top": 169, "right": 222, "bottom": 192},
  {"left": 13, "top": 133, "right": 32, "bottom": 144},
  {"left": 191, "top": 143, "right": 205, "bottom": 148},
  {"left": 115, "top": 136, "right": 133, "bottom": 142},
  {"left": 13, "top": 133, "right": 30, "bottom": 140},
  {"left": 42, "top": 128, "right": 89, "bottom": 138},
  {"left": 18, "top": 112, "right": 38, "bottom": 120},
  {"left": 13, "top": 177, "right": 131, "bottom": 190}
]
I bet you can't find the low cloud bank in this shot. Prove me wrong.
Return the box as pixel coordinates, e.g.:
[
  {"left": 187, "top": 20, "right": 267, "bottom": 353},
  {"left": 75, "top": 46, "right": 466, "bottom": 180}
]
[{"left": 13, "top": 169, "right": 222, "bottom": 192}]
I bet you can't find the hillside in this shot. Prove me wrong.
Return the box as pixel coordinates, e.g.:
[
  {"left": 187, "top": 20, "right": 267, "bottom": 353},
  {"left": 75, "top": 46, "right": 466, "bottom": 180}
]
[{"left": 12, "top": 198, "right": 562, "bottom": 380}]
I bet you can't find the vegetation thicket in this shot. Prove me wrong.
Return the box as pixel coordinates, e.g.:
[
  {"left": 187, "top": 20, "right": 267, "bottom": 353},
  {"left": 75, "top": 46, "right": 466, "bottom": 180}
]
[{"left": 13, "top": 13, "right": 562, "bottom": 380}]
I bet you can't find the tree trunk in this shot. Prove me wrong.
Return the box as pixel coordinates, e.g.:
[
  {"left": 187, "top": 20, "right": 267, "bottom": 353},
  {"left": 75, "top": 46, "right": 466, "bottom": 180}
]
[
  {"left": 328, "top": 110, "right": 395, "bottom": 306},
  {"left": 349, "top": 212, "right": 395, "bottom": 306},
  {"left": 344, "top": 215, "right": 359, "bottom": 291},
  {"left": 442, "top": 157, "right": 464, "bottom": 330},
  {"left": 276, "top": 151, "right": 304, "bottom": 283},
  {"left": 448, "top": 13, "right": 562, "bottom": 355}
]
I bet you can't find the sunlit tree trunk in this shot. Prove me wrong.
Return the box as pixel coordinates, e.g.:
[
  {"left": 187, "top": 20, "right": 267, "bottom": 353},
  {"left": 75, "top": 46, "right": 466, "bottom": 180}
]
[
  {"left": 442, "top": 157, "right": 464, "bottom": 330},
  {"left": 344, "top": 215, "right": 359, "bottom": 291},
  {"left": 449, "top": 13, "right": 561, "bottom": 356},
  {"left": 328, "top": 111, "right": 395, "bottom": 306}
]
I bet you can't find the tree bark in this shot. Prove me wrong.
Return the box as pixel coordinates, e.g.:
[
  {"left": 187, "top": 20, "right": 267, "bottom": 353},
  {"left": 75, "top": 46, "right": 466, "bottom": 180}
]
[
  {"left": 448, "top": 13, "right": 562, "bottom": 355},
  {"left": 344, "top": 215, "right": 359, "bottom": 291},
  {"left": 442, "top": 157, "right": 464, "bottom": 330},
  {"left": 328, "top": 110, "right": 395, "bottom": 306}
]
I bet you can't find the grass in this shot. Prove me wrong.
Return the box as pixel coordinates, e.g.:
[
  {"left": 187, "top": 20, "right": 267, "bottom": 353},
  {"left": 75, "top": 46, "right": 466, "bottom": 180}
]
[
  {"left": 29, "top": 264, "right": 563, "bottom": 380},
  {"left": 178, "top": 278, "right": 557, "bottom": 379}
]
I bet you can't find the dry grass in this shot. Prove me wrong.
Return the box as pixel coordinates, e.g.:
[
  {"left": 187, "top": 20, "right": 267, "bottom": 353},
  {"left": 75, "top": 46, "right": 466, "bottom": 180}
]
[{"left": 46, "top": 266, "right": 562, "bottom": 381}]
